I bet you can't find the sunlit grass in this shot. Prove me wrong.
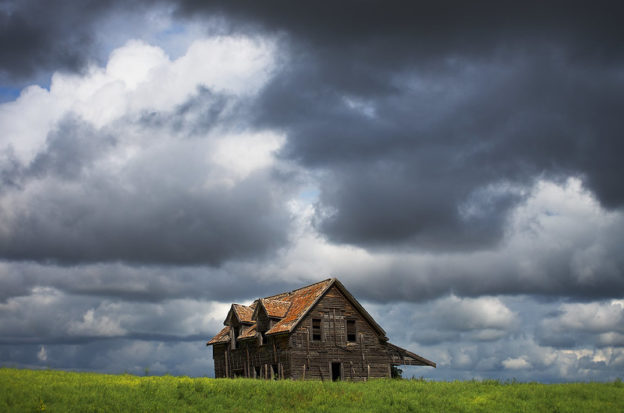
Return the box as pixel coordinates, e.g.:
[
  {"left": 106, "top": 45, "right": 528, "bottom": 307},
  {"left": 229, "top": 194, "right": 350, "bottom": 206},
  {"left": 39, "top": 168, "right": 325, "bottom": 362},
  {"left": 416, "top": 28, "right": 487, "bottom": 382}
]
[{"left": 0, "top": 368, "right": 622, "bottom": 412}]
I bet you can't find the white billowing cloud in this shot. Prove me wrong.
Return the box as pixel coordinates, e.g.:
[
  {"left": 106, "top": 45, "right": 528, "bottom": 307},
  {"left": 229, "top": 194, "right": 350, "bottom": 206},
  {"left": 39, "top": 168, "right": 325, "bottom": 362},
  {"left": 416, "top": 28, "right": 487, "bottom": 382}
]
[
  {"left": 432, "top": 295, "right": 517, "bottom": 331},
  {"left": 502, "top": 357, "right": 531, "bottom": 370},
  {"left": 210, "top": 131, "right": 286, "bottom": 183},
  {"left": 538, "top": 299, "right": 624, "bottom": 348},
  {"left": 0, "top": 287, "right": 65, "bottom": 338},
  {"left": 100, "top": 299, "right": 230, "bottom": 337},
  {"left": 0, "top": 85, "right": 62, "bottom": 166},
  {"left": 106, "top": 40, "right": 169, "bottom": 90},
  {"left": 37, "top": 345, "right": 47, "bottom": 362},
  {"left": 597, "top": 332, "right": 624, "bottom": 347},
  {"left": 0, "top": 282, "right": 233, "bottom": 342},
  {"left": 68, "top": 308, "right": 126, "bottom": 337},
  {"left": 452, "top": 349, "right": 473, "bottom": 369},
  {"left": 506, "top": 178, "right": 623, "bottom": 286},
  {"left": 0, "top": 35, "right": 276, "bottom": 164},
  {"left": 545, "top": 300, "right": 624, "bottom": 333},
  {"left": 0, "top": 33, "right": 291, "bottom": 266}
]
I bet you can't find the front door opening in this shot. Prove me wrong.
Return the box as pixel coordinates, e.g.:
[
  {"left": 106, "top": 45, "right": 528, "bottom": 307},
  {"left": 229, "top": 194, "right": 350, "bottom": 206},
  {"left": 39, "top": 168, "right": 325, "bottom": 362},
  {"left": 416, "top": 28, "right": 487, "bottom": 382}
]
[{"left": 331, "top": 362, "right": 341, "bottom": 381}]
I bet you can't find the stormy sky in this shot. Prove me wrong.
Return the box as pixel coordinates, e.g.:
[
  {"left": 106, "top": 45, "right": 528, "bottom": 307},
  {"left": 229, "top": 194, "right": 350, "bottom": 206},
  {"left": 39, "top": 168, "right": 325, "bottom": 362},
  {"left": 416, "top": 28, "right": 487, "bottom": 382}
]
[{"left": 1, "top": 1, "right": 623, "bottom": 381}]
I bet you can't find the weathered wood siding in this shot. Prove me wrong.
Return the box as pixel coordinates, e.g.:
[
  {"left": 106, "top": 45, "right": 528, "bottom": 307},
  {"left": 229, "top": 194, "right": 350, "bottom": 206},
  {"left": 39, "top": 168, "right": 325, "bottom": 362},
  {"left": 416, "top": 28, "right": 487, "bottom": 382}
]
[
  {"left": 288, "top": 285, "right": 392, "bottom": 381},
  {"left": 213, "top": 335, "right": 291, "bottom": 379}
]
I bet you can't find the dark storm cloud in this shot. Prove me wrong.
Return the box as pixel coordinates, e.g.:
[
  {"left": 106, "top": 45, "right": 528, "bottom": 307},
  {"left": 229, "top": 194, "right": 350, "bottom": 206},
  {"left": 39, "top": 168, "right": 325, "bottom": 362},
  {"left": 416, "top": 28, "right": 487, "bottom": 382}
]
[
  {"left": 4, "top": 0, "right": 624, "bottom": 250},
  {"left": 169, "top": 0, "right": 624, "bottom": 251},
  {"left": 0, "top": 0, "right": 120, "bottom": 83},
  {"left": 346, "top": 238, "right": 624, "bottom": 303},
  {"left": 0, "top": 166, "right": 290, "bottom": 266},
  {"left": 0, "top": 261, "right": 306, "bottom": 304}
]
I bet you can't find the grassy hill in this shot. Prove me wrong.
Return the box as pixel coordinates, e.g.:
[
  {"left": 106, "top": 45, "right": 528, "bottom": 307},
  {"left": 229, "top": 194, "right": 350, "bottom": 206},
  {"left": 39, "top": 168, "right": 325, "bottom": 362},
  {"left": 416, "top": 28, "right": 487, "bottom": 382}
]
[{"left": 0, "top": 368, "right": 622, "bottom": 412}]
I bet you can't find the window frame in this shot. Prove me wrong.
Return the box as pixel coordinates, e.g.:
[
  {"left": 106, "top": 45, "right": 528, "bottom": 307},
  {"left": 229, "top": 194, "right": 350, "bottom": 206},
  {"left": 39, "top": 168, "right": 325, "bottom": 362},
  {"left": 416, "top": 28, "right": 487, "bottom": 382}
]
[
  {"left": 311, "top": 318, "right": 322, "bottom": 341},
  {"left": 346, "top": 319, "right": 357, "bottom": 343}
]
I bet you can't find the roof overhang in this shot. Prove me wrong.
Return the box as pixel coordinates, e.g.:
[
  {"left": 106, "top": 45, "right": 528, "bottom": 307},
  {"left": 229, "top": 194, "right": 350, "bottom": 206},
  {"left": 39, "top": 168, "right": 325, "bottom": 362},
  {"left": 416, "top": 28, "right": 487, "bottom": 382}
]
[{"left": 387, "top": 342, "right": 436, "bottom": 367}]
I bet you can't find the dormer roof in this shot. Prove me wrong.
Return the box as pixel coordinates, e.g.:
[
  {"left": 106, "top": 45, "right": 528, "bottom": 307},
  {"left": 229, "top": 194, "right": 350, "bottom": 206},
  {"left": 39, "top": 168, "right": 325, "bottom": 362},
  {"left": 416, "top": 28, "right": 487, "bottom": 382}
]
[
  {"left": 225, "top": 303, "right": 255, "bottom": 326},
  {"left": 255, "top": 298, "right": 291, "bottom": 319}
]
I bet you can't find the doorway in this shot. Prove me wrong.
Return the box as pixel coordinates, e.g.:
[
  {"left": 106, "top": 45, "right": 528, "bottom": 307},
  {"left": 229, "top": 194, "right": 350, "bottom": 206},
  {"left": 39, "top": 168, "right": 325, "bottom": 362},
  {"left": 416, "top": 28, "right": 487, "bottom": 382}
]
[{"left": 331, "top": 362, "right": 341, "bottom": 381}]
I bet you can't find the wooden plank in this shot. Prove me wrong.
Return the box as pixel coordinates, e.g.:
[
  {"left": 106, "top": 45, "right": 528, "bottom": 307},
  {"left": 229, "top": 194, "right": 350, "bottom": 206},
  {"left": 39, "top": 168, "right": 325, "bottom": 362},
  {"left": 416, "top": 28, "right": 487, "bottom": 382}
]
[
  {"left": 246, "top": 346, "right": 250, "bottom": 378},
  {"left": 224, "top": 349, "right": 229, "bottom": 378}
]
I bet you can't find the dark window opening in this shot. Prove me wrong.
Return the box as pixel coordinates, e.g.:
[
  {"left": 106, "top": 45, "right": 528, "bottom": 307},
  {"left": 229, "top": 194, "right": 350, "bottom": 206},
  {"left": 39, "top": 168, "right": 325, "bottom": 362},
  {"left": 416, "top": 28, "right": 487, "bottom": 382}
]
[
  {"left": 346, "top": 320, "right": 356, "bottom": 342},
  {"left": 331, "top": 362, "right": 341, "bottom": 381},
  {"left": 312, "top": 318, "right": 321, "bottom": 341}
]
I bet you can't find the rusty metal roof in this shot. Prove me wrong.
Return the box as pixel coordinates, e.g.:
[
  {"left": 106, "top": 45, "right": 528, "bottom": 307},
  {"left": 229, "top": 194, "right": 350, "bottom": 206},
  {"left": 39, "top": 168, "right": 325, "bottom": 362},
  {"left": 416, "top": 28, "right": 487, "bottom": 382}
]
[
  {"left": 207, "top": 279, "right": 333, "bottom": 345},
  {"left": 206, "top": 325, "right": 230, "bottom": 345},
  {"left": 265, "top": 279, "right": 333, "bottom": 335},
  {"left": 207, "top": 278, "right": 387, "bottom": 343},
  {"left": 260, "top": 299, "right": 291, "bottom": 318},
  {"left": 232, "top": 304, "right": 254, "bottom": 324}
]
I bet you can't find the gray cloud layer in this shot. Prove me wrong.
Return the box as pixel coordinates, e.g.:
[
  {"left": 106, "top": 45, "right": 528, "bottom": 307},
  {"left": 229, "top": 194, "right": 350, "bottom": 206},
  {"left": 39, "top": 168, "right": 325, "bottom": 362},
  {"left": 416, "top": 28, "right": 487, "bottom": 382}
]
[{"left": 1, "top": 1, "right": 623, "bottom": 381}]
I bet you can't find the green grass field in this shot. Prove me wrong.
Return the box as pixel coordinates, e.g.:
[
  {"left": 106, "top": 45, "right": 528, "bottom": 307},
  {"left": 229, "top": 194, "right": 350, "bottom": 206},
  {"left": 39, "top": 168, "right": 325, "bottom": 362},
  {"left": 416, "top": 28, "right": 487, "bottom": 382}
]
[{"left": 0, "top": 368, "right": 622, "bottom": 412}]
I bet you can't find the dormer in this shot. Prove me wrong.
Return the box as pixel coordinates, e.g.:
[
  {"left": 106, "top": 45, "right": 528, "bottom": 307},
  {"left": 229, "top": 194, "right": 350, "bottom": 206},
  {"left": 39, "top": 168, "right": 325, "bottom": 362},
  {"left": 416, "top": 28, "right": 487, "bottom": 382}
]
[
  {"left": 224, "top": 303, "right": 254, "bottom": 349},
  {"left": 251, "top": 298, "right": 291, "bottom": 344}
]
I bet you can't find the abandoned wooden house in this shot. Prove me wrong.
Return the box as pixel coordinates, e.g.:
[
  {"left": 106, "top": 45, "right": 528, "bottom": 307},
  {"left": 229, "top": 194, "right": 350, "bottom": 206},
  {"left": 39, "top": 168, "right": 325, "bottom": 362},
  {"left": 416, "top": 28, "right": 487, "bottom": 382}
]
[{"left": 206, "top": 278, "right": 435, "bottom": 380}]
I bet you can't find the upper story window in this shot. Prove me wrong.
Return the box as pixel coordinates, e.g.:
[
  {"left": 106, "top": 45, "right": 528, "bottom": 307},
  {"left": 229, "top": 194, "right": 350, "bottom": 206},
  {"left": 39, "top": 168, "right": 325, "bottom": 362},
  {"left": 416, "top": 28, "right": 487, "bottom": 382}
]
[
  {"left": 312, "top": 318, "right": 322, "bottom": 341},
  {"left": 346, "top": 319, "right": 356, "bottom": 342}
]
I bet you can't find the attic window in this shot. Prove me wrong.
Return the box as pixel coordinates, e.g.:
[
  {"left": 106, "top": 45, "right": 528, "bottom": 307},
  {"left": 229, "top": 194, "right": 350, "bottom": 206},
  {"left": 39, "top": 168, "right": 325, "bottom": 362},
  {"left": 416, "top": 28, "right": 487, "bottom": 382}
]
[
  {"left": 312, "top": 318, "right": 321, "bottom": 341},
  {"left": 346, "top": 319, "right": 356, "bottom": 342}
]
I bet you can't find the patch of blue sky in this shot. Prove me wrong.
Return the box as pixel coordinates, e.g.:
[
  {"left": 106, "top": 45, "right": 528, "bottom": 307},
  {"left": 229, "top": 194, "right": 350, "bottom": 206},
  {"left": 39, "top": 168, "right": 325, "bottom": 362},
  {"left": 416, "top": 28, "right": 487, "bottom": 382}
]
[
  {"left": 0, "top": 86, "right": 21, "bottom": 103},
  {"left": 152, "top": 23, "right": 192, "bottom": 59},
  {"left": 298, "top": 187, "right": 320, "bottom": 203},
  {"left": 159, "top": 22, "right": 186, "bottom": 37}
]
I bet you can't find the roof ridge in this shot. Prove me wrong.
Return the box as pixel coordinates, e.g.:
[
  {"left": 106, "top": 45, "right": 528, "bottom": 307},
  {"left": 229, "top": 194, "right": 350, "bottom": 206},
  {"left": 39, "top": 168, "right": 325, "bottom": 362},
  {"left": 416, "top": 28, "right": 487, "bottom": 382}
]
[
  {"left": 261, "top": 298, "right": 290, "bottom": 304},
  {"left": 263, "top": 278, "right": 333, "bottom": 300}
]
